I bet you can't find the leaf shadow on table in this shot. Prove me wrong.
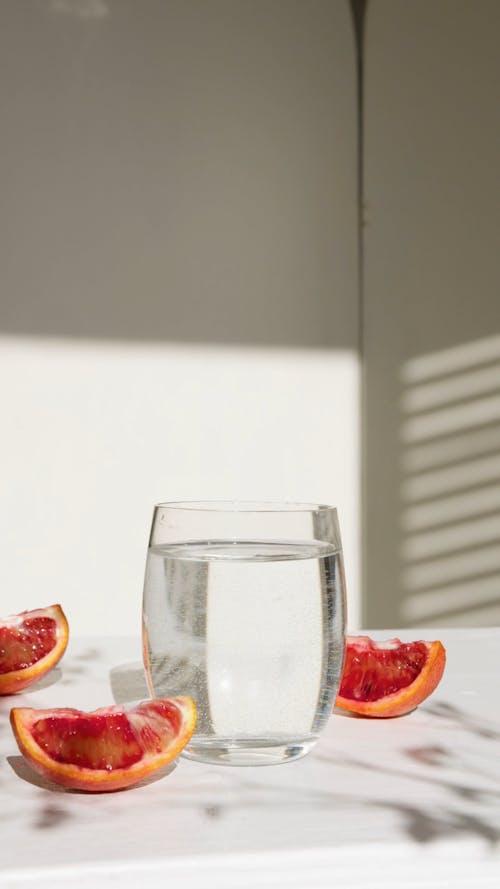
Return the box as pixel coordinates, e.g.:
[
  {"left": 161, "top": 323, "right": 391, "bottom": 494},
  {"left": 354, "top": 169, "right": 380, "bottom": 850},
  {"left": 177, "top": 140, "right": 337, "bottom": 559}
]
[
  {"left": 425, "top": 700, "right": 500, "bottom": 741},
  {"left": 198, "top": 767, "right": 500, "bottom": 851},
  {"left": 149, "top": 699, "right": 500, "bottom": 852},
  {"left": 315, "top": 700, "right": 500, "bottom": 848}
]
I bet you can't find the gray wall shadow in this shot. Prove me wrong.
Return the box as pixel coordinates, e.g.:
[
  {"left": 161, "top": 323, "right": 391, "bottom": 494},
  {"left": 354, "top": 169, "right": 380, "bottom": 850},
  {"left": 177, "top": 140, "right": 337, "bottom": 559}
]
[{"left": 0, "top": 0, "right": 358, "bottom": 351}]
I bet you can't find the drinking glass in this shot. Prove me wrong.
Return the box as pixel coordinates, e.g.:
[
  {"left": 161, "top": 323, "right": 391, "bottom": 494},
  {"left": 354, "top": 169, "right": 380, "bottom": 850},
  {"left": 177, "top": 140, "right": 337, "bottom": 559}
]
[{"left": 142, "top": 501, "right": 346, "bottom": 766}]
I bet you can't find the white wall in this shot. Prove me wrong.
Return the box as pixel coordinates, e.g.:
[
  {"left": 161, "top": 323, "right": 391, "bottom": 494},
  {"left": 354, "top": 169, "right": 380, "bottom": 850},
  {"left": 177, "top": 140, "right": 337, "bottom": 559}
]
[
  {"left": 0, "top": 1, "right": 360, "bottom": 635},
  {"left": 364, "top": 0, "right": 500, "bottom": 627}
]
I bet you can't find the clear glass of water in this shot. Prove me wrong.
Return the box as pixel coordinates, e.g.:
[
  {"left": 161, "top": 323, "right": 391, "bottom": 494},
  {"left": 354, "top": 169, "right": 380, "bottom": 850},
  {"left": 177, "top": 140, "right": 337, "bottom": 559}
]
[{"left": 142, "top": 501, "right": 346, "bottom": 766}]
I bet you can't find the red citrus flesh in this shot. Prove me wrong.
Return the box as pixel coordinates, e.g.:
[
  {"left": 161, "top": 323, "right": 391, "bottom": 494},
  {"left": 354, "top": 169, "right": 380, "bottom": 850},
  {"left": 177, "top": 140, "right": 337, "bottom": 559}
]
[
  {"left": 10, "top": 697, "right": 197, "bottom": 791},
  {"left": 0, "top": 605, "right": 69, "bottom": 695},
  {"left": 336, "top": 635, "right": 446, "bottom": 718}
]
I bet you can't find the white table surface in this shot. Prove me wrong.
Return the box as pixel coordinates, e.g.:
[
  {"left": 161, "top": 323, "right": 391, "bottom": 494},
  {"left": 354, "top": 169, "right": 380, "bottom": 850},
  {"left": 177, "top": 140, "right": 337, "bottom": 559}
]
[{"left": 1, "top": 629, "right": 499, "bottom": 888}]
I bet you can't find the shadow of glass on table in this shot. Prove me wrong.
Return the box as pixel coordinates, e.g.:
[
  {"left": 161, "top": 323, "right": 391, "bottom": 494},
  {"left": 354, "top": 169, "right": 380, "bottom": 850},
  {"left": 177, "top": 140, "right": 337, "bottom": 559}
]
[{"left": 109, "top": 662, "right": 149, "bottom": 705}]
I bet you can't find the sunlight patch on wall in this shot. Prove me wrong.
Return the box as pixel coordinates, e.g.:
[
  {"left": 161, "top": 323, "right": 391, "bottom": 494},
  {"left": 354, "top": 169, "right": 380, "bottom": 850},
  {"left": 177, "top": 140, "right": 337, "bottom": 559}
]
[{"left": 0, "top": 335, "right": 360, "bottom": 634}]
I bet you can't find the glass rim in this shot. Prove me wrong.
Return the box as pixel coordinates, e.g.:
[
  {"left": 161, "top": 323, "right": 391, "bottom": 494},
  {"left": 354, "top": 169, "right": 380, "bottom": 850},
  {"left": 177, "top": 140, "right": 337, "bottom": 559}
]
[{"left": 153, "top": 500, "right": 337, "bottom": 514}]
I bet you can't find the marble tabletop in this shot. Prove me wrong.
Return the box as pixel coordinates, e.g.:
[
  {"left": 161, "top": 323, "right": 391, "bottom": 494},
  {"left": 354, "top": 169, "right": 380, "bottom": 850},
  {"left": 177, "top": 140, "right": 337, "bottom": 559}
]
[{"left": 1, "top": 629, "right": 499, "bottom": 887}]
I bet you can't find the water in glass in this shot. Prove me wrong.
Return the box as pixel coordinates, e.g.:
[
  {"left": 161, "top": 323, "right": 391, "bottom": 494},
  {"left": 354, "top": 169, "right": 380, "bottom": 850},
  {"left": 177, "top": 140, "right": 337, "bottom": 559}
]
[{"left": 143, "top": 537, "right": 345, "bottom": 765}]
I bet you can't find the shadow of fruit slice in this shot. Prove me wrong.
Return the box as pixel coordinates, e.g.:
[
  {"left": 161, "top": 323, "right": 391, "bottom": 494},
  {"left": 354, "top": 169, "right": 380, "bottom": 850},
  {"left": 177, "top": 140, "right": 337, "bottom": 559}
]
[
  {"left": 335, "top": 636, "right": 446, "bottom": 718},
  {"left": 0, "top": 605, "right": 69, "bottom": 695},
  {"left": 10, "top": 697, "right": 197, "bottom": 792}
]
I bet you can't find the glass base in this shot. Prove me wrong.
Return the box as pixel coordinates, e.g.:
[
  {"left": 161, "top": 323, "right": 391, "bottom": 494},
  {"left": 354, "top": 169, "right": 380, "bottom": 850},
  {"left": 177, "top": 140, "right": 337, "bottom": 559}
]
[{"left": 181, "top": 736, "right": 317, "bottom": 766}]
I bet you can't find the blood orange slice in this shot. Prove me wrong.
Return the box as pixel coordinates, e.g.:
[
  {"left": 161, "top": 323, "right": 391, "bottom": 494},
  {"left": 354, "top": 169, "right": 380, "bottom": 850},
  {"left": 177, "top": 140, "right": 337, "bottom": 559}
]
[
  {"left": 336, "top": 636, "right": 446, "bottom": 718},
  {"left": 10, "top": 697, "right": 197, "bottom": 791},
  {"left": 0, "top": 605, "right": 69, "bottom": 695}
]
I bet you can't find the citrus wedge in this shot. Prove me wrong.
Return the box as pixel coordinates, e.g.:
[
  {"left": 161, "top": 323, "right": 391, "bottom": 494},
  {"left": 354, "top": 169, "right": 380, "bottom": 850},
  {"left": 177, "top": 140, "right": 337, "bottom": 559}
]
[
  {"left": 10, "top": 696, "right": 197, "bottom": 791},
  {"left": 0, "top": 605, "right": 69, "bottom": 695},
  {"left": 336, "top": 635, "right": 446, "bottom": 718}
]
